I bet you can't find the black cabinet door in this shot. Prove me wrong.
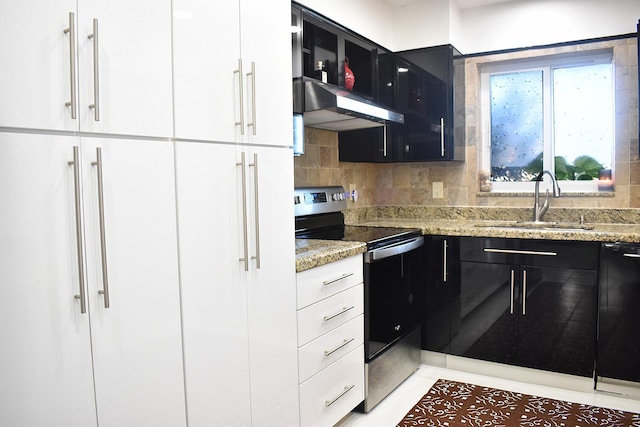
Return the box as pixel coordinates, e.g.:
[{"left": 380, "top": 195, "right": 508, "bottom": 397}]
[
  {"left": 338, "top": 124, "right": 397, "bottom": 163},
  {"left": 395, "top": 45, "right": 463, "bottom": 161},
  {"left": 422, "top": 236, "right": 460, "bottom": 352},
  {"left": 517, "top": 266, "right": 597, "bottom": 377},
  {"left": 454, "top": 237, "right": 598, "bottom": 377},
  {"left": 451, "top": 261, "right": 519, "bottom": 365},
  {"left": 598, "top": 244, "right": 640, "bottom": 383},
  {"left": 337, "top": 50, "right": 397, "bottom": 163}
]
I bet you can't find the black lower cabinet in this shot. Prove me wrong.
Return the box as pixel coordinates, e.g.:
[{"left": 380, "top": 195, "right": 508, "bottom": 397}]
[
  {"left": 422, "top": 236, "right": 460, "bottom": 353},
  {"left": 597, "top": 243, "right": 640, "bottom": 384},
  {"left": 435, "top": 237, "right": 599, "bottom": 378}
]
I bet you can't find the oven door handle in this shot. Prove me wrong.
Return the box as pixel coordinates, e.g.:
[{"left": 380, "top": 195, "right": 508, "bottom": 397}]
[{"left": 364, "top": 236, "right": 424, "bottom": 263}]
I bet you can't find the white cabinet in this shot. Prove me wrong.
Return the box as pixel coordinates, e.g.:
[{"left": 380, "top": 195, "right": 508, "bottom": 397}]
[
  {"left": 0, "top": 0, "right": 173, "bottom": 137},
  {"left": 175, "top": 141, "right": 299, "bottom": 427},
  {"left": 296, "top": 256, "right": 365, "bottom": 427},
  {"left": 172, "top": 0, "right": 291, "bottom": 146},
  {"left": 0, "top": 132, "right": 186, "bottom": 427}
]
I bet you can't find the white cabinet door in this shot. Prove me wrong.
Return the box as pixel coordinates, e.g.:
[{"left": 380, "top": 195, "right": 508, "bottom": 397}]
[
  {"left": 175, "top": 141, "right": 252, "bottom": 427},
  {"left": 81, "top": 137, "right": 185, "bottom": 426},
  {"left": 175, "top": 142, "right": 299, "bottom": 427},
  {"left": 244, "top": 145, "right": 299, "bottom": 426},
  {"left": 239, "top": 0, "right": 292, "bottom": 147},
  {"left": 0, "top": 2, "right": 78, "bottom": 131},
  {"left": 77, "top": 0, "right": 173, "bottom": 137},
  {"left": 0, "top": 133, "right": 97, "bottom": 427},
  {"left": 172, "top": 0, "right": 292, "bottom": 147},
  {"left": 0, "top": 133, "right": 185, "bottom": 426},
  {"left": 173, "top": 0, "right": 242, "bottom": 142},
  {"left": 0, "top": 1, "right": 173, "bottom": 137}
]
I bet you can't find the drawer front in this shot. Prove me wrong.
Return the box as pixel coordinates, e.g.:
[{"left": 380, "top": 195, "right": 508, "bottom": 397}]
[
  {"left": 297, "top": 255, "right": 363, "bottom": 309},
  {"left": 459, "top": 237, "right": 599, "bottom": 269},
  {"left": 299, "top": 345, "right": 365, "bottom": 427},
  {"left": 297, "top": 284, "right": 364, "bottom": 346},
  {"left": 298, "top": 315, "right": 364, "bottom": 383}
]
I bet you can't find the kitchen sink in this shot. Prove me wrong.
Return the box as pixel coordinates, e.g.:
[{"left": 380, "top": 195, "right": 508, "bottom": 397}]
[{"left": 474, "top": 221, "right": 594, "bottom": 231}]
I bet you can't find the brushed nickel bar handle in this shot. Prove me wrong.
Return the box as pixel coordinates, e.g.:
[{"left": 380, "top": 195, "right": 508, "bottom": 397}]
[
  {"left": 64, "top": 12, "right": 77, "bottom": 119},
  {"left": 323, "top": 272, "right": 354, "bottom": 286},
  {"left": 246, "top": 61, "right": 256, "bottom": 135},
  {"left": 91, "top": 147, "right": 109, "bottom": 308},
  {"left": 324, "top": 306, "right": 354, "bottom": 322},
  {"left": 510, "top": 269, "right": 515, "bottom": 314},
  {"left": 234, "top": 59, "right": 245, "bottom": 135},
  {"left": 249, "top": 153, "right": 260, "bottom": 269},
  {"left": 87, "top": 19, "right": 100, "bottom": 121},
  {"left": 383, "top": 123, "right": 387, "bottom": 157},
  {"left": 522, "top": 269, "right": 527, "bottom": 316},
  {"left": 237, "top": 152, "right": 249, "bottom": 271},
  {"left": 443, "top": 239, "right": 448, "bottom": 282},
  {"left": 483, "top": 248, "right": 557, "bottom": 256},
  {"left": 440, "top": 117, "right": 445, "bottom": 156},
  {"left": 623, "top": 253, "right": 640, "bottom": 258},
  {"left": 324, "top": 338, "right": 355, "bottom": 357},
  {"left": 325, "top": 385, "right": 355, "bottom": 407},
  {"left": 69, "top": 146, "right": 86, "bottom": 313}
]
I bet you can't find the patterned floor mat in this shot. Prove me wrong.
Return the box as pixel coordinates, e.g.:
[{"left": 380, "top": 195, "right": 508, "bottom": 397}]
[{"left": 397, "top": 378, "right": 640, "bottom": 426}]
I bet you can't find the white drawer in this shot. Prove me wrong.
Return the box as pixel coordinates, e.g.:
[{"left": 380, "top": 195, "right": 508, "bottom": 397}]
[
  {"left": 299, "top": 345, "right": 365, "bottom": 427},
  {"left": 297, "top": 284, "right": 363, "bottom": 346},
  {"left": 298, "top": 314, "right": 364, "bottom": 383},
  {"left": 297, "top": 255, "right": 363, "bottom": 309}
]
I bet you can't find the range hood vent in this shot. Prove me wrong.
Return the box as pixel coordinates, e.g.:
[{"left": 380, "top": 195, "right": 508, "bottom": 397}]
[{"left": 300, "top": 78, "right": 404, "bottom": 132}]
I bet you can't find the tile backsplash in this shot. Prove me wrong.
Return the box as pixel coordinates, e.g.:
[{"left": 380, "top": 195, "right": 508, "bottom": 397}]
[{"left": 294, "top": 36, "right": 639, "bottom": 211}]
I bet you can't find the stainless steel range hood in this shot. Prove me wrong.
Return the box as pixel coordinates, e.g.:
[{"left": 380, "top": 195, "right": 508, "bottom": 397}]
[{"left": 299, "top": 77, "right": 404, "bottom": 132}]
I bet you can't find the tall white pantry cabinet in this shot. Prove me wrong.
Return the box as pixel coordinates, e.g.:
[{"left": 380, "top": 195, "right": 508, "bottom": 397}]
[
  {"left": 173, "top": 0, "right": 299, "bottom": 426},
  {"left": 0, "top": 0, "right": 298, "bottom": 426}
]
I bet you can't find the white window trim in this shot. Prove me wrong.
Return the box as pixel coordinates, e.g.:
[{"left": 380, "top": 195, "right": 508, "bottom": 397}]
[{"left": 479, "top": 50, "right": 615, "bottom": 194}]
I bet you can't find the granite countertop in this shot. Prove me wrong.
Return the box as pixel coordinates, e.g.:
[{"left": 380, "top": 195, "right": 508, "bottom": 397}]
[
  {"left": 295, "top": 239, "right": 366, "bottom": 272},
  {"left": 295, "top": 207, "right": 640, "bottom": 272},
  {"left": 351, "top": 218, "right": 640, "bottom": 244}
]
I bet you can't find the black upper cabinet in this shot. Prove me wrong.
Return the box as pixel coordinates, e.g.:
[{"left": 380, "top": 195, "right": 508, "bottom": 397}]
[
  {"left": 339, "top": 44, "right": 465, "bottom": 163},
  {"left": 339, "top": 50, "right": 397, "bottom": 163},
  {"left": 297, "top": 7, "right": 378, "bottom": 100},
  {"left": 294, "top": 4, "right": 466, "bottom": 163},
  {"left": 394, "top": 59, "right": 449, "bottom": 161},
  {"left": 397, "top": 45, "right": 464, "bottom": 162}
]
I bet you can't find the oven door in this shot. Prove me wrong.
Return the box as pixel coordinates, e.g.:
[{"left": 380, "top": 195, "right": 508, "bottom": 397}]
[{"left": 364, "top": 236, "right": 424, "bottom": 361}]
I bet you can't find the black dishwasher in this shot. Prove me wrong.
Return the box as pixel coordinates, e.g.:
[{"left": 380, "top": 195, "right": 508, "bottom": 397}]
[{"left": 597, "top": 243, "right": 640, "bottom": 394}]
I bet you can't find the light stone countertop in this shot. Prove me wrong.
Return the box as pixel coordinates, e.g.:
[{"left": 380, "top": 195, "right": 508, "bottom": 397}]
[
  {"left": 296, "top": 206, "right": 640, "bottom": 271},
  {"left": 350, "top": 218, "right": 640, "bottom": 244},
  {"left": 295, "top": 215, "right": 640, "bottom": 272},
  {"left": 295, "top": 239, "right": 366, "bottom": 272}
]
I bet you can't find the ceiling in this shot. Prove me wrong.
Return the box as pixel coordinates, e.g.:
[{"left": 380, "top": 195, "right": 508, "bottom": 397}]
[{"left": 382, "top": 0, "right": 516, "bottom": 10}]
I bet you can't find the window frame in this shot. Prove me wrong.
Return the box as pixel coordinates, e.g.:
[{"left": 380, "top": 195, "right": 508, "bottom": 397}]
[{"left": 479, "top": 50, "right": 615, "bottom": 193}]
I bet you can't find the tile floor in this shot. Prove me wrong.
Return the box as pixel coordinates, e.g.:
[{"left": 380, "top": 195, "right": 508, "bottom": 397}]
[{"left": 335, "top": 364, "right": 640, "bottom": 427}]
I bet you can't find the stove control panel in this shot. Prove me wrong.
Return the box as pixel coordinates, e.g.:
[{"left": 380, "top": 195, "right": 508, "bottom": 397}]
[{"left": 294, "top": 186, "right": 348, "bottom": 217}]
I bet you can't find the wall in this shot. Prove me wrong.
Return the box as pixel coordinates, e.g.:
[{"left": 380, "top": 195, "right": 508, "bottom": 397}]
[
  {"left": 458, "top": 0, "right": 640, "bottom": 54},
  {"left": 294, "top": 37, "right": 640, "bottom": 210},
  {"left": 297, "top": 0, "right": 640, "bottom": 54}
]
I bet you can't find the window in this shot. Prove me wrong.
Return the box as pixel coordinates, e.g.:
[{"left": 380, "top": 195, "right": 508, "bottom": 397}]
[{"left": 480, "top": 50, "right": 614, "bottom": 193}]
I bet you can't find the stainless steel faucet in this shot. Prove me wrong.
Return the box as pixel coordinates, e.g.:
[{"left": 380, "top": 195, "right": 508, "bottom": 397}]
[{"left": 533, "top": 170, "right": 561, "bottom": 222}]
